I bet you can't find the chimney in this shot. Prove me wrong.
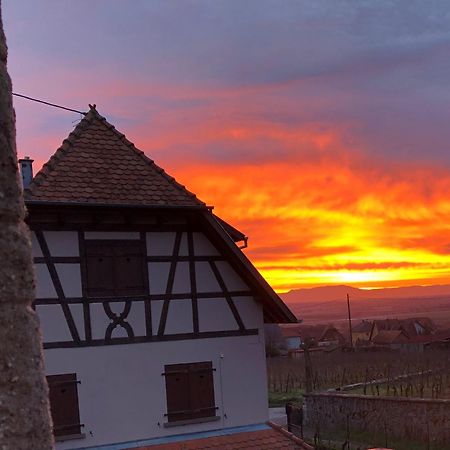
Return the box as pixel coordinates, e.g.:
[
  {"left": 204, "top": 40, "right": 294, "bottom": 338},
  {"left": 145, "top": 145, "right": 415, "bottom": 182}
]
[{"left": 18, "top": 156, "right": 34, "bottom": 188}]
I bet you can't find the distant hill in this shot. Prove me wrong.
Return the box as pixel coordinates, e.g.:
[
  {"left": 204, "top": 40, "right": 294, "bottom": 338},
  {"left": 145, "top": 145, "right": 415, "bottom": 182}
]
[
  {"left": 281, "top": 284, "right": 450, "bottom": 302},
  {"left": 280, "top": 284, "right": 450, "bottom": 328}
]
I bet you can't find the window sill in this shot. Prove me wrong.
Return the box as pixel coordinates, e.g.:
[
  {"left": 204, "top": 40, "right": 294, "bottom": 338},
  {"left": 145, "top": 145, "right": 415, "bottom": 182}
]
[
  {"left": 55, "top": 433, "right": 86, "bottom": 442},
  {"left": 163, "top": 416, "right": 220, "bottom": 428}
]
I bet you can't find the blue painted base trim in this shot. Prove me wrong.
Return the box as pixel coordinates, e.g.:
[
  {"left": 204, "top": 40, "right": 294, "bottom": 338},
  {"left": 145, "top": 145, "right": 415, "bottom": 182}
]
[{"left": 70, "top": 423, "right": 270, "bottom": 450}]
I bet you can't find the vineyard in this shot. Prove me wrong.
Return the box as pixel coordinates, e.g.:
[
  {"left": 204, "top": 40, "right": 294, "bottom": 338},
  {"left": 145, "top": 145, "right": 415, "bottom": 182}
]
[{"left": 267, "top": 348, "right": 450, "bottom": 401}]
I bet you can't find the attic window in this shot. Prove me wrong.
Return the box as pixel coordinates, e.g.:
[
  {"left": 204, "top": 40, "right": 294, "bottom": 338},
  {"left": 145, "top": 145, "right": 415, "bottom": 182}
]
[
  {"left": 83, "top": 240, "right": 147, "bottom": 297},
  {"left": 163, "top": 361, "right": 218, "bottom": 426}
]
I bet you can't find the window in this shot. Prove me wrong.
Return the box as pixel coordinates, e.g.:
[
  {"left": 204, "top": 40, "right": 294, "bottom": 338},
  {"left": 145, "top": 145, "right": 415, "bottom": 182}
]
[
  {"left": 84, "top": 240, "right": 147, "bottom": 297},
  {"left": 47, "top": 373, "right": 83, "bottom": 438},
  {"left": 164, "top": 361, "right": 217, "bottom": 424}
]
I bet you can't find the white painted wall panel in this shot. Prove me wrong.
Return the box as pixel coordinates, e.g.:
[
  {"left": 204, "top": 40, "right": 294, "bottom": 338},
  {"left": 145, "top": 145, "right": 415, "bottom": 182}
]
[
  {"left": 69, "top": 304, "right": 85, "bottom": 339},
  {"left": 193, "top": 232, "right": 220, "bottom": 256},
  {"left": 84, "top": 231, "right": 140, "bottom": 240},
  {"left": 35, "top": 264, "right": 57, "bottom": 298},
  {"left": 31, "top": 231, "right": 43, "bottom": 257},
  {"left": 48, "top": 332, "right": 268, "bottom": 450},
  {"left": 179, "top": 232, "right": 188, "bottom": 256},
  {"left": 146, "top": 232, "right": 175, "bottom": 255},
  {"left": 55, "top": 264, "right": 82, "bottom": 297},
  {"left": 165, "top": 299, "right": 193, "bottom": 334},
  {"left": 172, "top": 262, "right": 190, "bottom": 294},
  {"left": 36, "top": 305, "right": 74, "bottom": 343},
  {"left": 148, "top": 262, "right": 170, "bottom": 294},
  {"left": 89, "top": 303, "right": 111, "bottom": 341},
  {"left": 233, "top": 297, "right": 263, "bottom": 329},
  {"left": 195, "top": 262, "right": 221, "bottom": 293},
  {"left": 44, "top": 231, "right": 79, "bottom": 256},
  {"left": 198, "top": 298, "right": 238, "bottom": 332},
  {"left": 151, "top": 300, "right": 163, "bottom": 333},
  {"left": 216, "top": 261, "right": 249, "bottom": 291},
  {"left": 126, "top": 301, "right": 146, "bottom": 337}
]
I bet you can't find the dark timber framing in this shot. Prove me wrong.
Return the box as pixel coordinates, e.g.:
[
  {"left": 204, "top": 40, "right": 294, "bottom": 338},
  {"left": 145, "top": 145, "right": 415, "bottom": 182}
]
[
  {"left": 78, "top": 231, "right": 92, "bottom": 342},
  {"left": 140, "top": 231, "right": 152, "bottom": 337},
  {"left": 43, "top": 329, "right": 258, "bottom": 349},
  {"left": 157, "top": 231, "right": 182, "bottom": 336},
  {"left": 209, "top": 261, "right": 246, "bottom": 331},
  {"left": 104, "top": 301, "right": 134, "bottom": 340},
  {"left": 35, "top": 230, "right": 81, "bottom": 343},
  {"left": 30, "top": 203, "right": 295, "bottom": 349},
  {"left": 187, "top": 229, "right": 199, "bottom": 335},
  {"left": 33, "top": 223, "right": 260, "bottom": 348}
]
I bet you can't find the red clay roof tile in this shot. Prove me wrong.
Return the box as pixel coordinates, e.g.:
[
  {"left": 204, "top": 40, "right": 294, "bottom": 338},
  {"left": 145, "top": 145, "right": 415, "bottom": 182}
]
[
  {"left": 26, "top": 106, "right": 205, "bottom": 208},
  {"left": 133, "top": 424, "right": 310, "bottom": 450}
]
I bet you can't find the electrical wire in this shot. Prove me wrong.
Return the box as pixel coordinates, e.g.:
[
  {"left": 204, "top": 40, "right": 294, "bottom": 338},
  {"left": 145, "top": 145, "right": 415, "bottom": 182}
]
[{"left": 12, "top": 92, "right": 87, "bottom": 115}]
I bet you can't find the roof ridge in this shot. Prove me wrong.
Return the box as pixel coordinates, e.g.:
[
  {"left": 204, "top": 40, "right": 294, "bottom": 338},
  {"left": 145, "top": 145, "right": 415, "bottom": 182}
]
[
  {"left": 26, "top": 106, "right": 205, "bottom": 207},
  {"left": 266, "top": 421, "right": 314, "bottom": 450},
  {"left": 27, "top": 110, "right": 95, "bottom": 195},
  {"left": 88, "top": 108, "right": 203, "bottom": 204}
]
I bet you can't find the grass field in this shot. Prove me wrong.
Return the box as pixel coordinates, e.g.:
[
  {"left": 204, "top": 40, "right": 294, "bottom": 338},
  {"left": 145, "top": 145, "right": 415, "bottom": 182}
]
[{"left": 268, "top": 388, "right": 303, "bottom": 407}]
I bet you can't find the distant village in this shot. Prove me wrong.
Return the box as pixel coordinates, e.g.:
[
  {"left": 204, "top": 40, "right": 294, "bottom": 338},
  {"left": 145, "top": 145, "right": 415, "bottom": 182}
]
[{"left": 267, "top": 317, "right": 450, "bottom": 356}]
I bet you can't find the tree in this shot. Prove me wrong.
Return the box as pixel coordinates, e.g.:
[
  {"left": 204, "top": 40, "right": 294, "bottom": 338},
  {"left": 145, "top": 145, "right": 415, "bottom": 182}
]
[{"left": 0, "top": 3, "right": 54, "bottom": 449}]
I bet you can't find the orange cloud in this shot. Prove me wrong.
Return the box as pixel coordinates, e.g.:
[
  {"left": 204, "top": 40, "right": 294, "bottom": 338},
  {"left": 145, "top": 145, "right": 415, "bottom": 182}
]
[
  {"left": 18, "top": 78, "right": 450, "bottom": 293},
  {"left": 168, "top": 153, "right": 450, "bottom": 292}
]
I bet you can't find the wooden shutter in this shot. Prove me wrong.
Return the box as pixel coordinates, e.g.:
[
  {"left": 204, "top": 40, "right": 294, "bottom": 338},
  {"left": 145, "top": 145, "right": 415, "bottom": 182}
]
[
  {"left": 47, "top": 373, "right": 81, "bottom": 437},
  {"left": 188, "top": 362, "right": 216, "bottom": 419},
  {"left": 114, "top": 241, "right": 146, "bottom": 296},
  {"left": 164, "top": 361, "right": 216, "bottom": 423},
  {"left": 83, "top": 240, "right": 147, "bottom": 297},
  {"left": 85, "top": 241, "right": 115, "bottom": 297},
  {"left": 164, "top": 364, "right": 191, "bottom": 422}
]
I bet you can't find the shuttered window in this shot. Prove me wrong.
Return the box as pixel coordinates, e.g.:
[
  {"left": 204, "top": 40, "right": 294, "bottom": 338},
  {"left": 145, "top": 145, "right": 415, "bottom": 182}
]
[
  {"left": 164, "top": 361, "right": 217, "bottom": 423},
  {"left": 84, "top": 240, "right": 147, "bottom": 297},
  {"left": 47, "top": 373, "right": 82, "bottom": 437}
]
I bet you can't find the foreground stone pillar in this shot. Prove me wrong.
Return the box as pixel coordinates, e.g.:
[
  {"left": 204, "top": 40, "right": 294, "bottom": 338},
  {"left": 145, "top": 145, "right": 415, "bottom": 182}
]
[{"left": 0, "top": 2, "right": 54, "bottom": 449}]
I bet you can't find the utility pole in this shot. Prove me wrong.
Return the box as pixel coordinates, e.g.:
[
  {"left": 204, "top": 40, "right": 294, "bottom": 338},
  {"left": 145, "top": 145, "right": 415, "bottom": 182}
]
[{"left": 347, "top": 293, "right": 353, "bottom": 349}]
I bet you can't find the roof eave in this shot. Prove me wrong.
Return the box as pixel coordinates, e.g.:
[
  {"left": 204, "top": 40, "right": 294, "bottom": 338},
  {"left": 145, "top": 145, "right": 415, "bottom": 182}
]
[
  {"left": 202, "top": 211, "right": 297, "bottom": 324},
  {"left": 24, "top": 199, "right": 208, "bottom": 211}
]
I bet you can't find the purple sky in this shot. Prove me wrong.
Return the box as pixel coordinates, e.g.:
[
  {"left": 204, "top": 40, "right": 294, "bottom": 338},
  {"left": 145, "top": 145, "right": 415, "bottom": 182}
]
[{"left": 4, "top": 1, "right": 450, "bottom": 290}]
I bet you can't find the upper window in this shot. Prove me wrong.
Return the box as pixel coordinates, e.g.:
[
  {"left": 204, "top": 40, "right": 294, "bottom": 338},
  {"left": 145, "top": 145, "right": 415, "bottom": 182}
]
[
  {"left": 164, "top": 361, "right": 217, "bottom": 424},
  {"left": 47, "top": 373, "right": 83, "bottom": 439},
  {"left": 84, "top": 240, "right": 147, "bottom": 297}
]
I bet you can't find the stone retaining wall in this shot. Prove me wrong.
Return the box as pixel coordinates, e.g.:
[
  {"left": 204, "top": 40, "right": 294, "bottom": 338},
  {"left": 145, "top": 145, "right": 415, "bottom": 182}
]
[{"left": 304, "top": 392, "right": 450, "bottom": 444}]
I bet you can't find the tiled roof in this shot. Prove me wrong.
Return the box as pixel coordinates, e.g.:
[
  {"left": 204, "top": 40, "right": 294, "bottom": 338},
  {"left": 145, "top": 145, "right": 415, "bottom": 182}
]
[
  {"left": 25, "top": 106, "right": 205, "bottom": 207},
  {"left": 352, "top": 321, "right": 373, "bottom": 333},
  {"left": 134, "top": 423, "right": 311, "bottom": 450},
  {"left": 372, "top": 330, "right": 408, "bottom": 344},
  {"left": 280, "top": 324, "right": 340, "bottom": 341}
]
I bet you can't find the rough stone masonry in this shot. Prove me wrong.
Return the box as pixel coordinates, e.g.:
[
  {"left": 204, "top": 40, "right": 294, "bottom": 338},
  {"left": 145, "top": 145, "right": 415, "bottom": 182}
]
[
  {"left": 0, "top": 2, "right": 53, "bottom": 449},
  {"left": 304, "top": 392, "right": 450, "bottom": 445}
]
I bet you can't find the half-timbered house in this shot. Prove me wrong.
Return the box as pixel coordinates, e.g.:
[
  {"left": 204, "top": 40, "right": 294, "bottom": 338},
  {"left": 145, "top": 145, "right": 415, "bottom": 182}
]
[{"left": 23, "top": 106, "right": 297, "bottom": 449}]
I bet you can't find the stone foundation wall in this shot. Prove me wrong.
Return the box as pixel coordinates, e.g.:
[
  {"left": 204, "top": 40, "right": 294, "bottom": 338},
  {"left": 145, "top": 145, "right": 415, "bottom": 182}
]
[{"left": 304, "top": 392, "right": 450, "bottom": 444}]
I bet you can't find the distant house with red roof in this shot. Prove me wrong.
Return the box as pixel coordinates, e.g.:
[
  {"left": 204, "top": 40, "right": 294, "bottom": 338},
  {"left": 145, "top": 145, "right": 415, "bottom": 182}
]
[
  {"left": 350, "top": 317, "right": 439, "bottom": 351},
  {"left": 372, "top": 330, "right": 409, "bottom": 349},
  {"left": 21, "top": 106, "right": 297, "bottom": 449},
  {"left": 352, "top": 320, "right": 373, "bottom": 345},
  {"left": 280, "top": 323, "right": 345, "bottom": 350},
  {"left": 370, "top": 317, "right": 435, "bottom": 341}
]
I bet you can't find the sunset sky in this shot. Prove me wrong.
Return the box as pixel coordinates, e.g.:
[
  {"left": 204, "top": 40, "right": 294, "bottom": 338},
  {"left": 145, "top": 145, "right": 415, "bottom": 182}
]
[{"left": 4, "top": 1, "right": 450, "bottom": 292}]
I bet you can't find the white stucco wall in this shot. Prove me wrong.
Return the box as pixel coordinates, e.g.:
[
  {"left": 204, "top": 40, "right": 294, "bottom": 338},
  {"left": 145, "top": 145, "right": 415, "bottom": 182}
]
[
  {"left": 48, "top": 330, "right": 268, "bottom": 449},
  {"left": 33, "top": 229, "right": 271, "bottom": 448}
]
